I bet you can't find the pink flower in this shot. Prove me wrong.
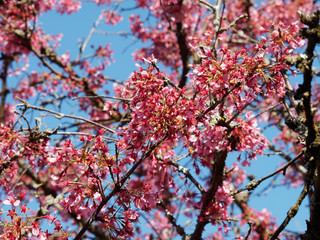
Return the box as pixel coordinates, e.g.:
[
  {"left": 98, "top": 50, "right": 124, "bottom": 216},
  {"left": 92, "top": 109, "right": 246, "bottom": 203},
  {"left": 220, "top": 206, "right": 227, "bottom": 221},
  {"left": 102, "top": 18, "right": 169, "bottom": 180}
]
[
  {"left": 56, "top": 0, "right": 81, "bottom": 14},
  {"left": 102, "top": 10, "right": 123, "bottom": 25},
  {"left": 123, "top": 208, "right": 141, "bottom": 222},
  {"left": 3, "top": 192, "right": 20, "bottom": 207},
  {"left": 32, "top": 221, "right": 41, "bottom": 236}
]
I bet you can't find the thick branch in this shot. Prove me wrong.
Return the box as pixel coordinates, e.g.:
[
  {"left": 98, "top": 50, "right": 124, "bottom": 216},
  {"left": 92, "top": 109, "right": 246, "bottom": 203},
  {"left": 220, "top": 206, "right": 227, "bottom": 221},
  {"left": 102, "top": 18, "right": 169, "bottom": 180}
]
[
  {"left": 176, "top": 22, "right": 191, "bottom": 88},
  {"left": 294, "top": 10, "right": 320, "bottom": 240},
  {"left": 0, "top": 54, "right": 13, "bottom": 122},
  {"left": 191, "top": 149, "right": 228, "bottom": 240}
]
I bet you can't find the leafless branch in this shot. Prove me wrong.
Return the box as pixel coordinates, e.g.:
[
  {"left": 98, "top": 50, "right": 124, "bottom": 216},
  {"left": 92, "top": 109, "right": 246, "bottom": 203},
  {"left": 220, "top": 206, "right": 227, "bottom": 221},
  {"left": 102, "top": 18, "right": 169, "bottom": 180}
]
[
  {"left": 169, "top": 160, "right": 205, "bottom": 194},
  {"left": 218, "top": 14, "right": 248, "bottom": 34},
  {"left": 159, "top": 0, "right": 173, "bottom": 30},
  {"left": 16, "top": 98, "right": 115, "bottom": 133},
  {"left": 244, "top": 222, "right": 254, "bottom": 240},
  {"left": 232, "top": 149, "right": 305, "bottom": 196},
  {"left": 199, "top": 0, "right": 216, "bottom": 12},
  {"left": 268, "top": 184, "right": 309, "bottom": 240},
  {"left": 191, "top": 149, "right": 228, "bottom": 240},
  {"left": 268, "top": 140, "right": 307, "bottom": 175},
  {"left": 157, "top": 201, "right": 188, "bottom": 238},
  {"left": 73, "top": 95, "right": 131, "bottom": 102},
  {"left": 76, "top": 12, "right": 104, "bottom": 63}
]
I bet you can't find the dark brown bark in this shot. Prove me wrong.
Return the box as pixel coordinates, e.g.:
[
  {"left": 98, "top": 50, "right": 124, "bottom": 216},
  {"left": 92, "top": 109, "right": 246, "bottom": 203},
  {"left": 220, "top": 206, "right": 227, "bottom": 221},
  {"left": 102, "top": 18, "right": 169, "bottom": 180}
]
[
  {"left": 294, "top": 10, "right": 320, "bottom": 240},
  {"left": 191, "top": 150, "right": 228, "bottom": 240},
  {"left": 0, "top": 54, "right": 13, "bottom": 123},
  {"left": 176, "top": 22, "right": 191, "bottom": 88}
]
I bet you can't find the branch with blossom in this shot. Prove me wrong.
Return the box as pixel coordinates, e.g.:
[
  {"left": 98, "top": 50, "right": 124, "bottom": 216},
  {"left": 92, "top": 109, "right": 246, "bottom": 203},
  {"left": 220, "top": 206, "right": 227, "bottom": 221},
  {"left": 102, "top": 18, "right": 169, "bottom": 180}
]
[{"left": 1, "top": 0, "right": 320, "bottom": 239}]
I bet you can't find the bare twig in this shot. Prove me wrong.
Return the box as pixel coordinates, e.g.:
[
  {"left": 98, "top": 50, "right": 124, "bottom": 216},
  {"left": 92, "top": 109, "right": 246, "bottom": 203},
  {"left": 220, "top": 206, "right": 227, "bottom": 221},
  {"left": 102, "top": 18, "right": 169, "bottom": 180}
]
[
  {"left": 199, "top": 0, "right": 216, "bottom": 12},
  {"left": 268, "top": 184, "right": 309, "bottom": 240},
  {"left": 73, "top": 95, "right": 131, "bottom": 102},
  {"left": 212, "top": 0, "right": 224, "bottom": 55},
  {"left": 16, "top": 98, "right": 115, "bottom": 133},
  {"left": 159, "top": 0, "right": 173, "bottom": 30},
  {"left": 218, "top": 14, "right": 248, "bottom": 34},
  {"left": 230, "top": 27, "right": 259, "bottom": 44},
  {"left": 280, "top": 69, "right": 299, "bottom": 111},
  {"left": 245, "top": 103, "right": 282, "bottom": 124},
  {"left": 50, "top": 131, "right": 116, "bottom": 142},
  {"left": 169, "top": 160, "right": 205, "bottom": 194},
  {"left": 232, "top": 149, "right": 305, "bottom": 196},
  {"left": 94, "top": 30, "right": 130, "bottom": 37},
  {"left": 157, "top": 201, "right": 187, "bottom": 238},
  {"left": 76, "top": 12, "right": 104, "bottom": 63},
  {"left": 244, "top": 222, "right": 254, "bottom": 240},
  {"left": 268, "top": 140, "right": 307, "bottom": 175},
  {"left": 139, "top": 214, "right": 163, "bottom": 239}
]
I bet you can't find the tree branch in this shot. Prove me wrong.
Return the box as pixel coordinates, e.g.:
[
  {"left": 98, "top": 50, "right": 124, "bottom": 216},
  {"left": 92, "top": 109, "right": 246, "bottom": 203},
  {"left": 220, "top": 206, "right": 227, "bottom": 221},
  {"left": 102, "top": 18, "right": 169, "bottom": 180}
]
[
  {"left": 196, "top": 82, "right": 241, "bottom": 121},
  {"left": 74, "top": 134, "right": 169, "bottom": 240},
  {"left": 16, "top": 99, "right": 115, "bottom": 133},
  {"left": 0, "top": 54, "right": 13, "bottom": 123},
  {"left": 268, "top": 184, "right": 309, "bottom": 240},
  {"left": 157, "top": 201, "right": 188, "bottom": 238},
  {"left": 191, "top": 149, "right": 228, "bottom": 240},
  {"left": 169, "top": 160, "right": 205, "bottom": 194},
  {"left": 232, "top": 149, "right": 305, "bottom": 196}
]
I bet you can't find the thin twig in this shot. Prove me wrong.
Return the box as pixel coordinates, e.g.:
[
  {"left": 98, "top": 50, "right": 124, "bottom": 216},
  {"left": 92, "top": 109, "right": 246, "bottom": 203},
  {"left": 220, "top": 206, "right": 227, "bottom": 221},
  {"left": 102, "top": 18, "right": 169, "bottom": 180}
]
[
  {"left": 157, "top": 201, "right": 187, "bottom": 238},
  {"left": 139, "top": 214, "right": 163, "bottom": 239},
  {"left": 199, "top": 0, "right": 216, "bottom": 12},
  {"left": 268, "top": 140, "right": 307, "bottom": 175},
  {"left": 268, "top": 184, "right": 309, "bottom": 240},
  {"left": 30, "top": 45, "right": 62, "bottom": 76},
  {"left": 280, "top": 69, "right": 299, "bottom": 111},
  {"left": 196, "top": 82, "right": 241, "bottom": 121},
  {"left": 244, "top": 222, "right": 254, "bottom": 240},
  {"left": 218, "top": 14, "right": 248, "bottom": 34},
  {"left": 73, "top": 95, "right": 131, "bottom": 102},
  {"left": 169, "top": 161, "right": 205, "bottom": 194},
  {"left": 212, "top": 0, "right": 224, "bottom": 55},
  {"left": 76, "top": 12, "right": 104, "bottom": 63},
  {"left": 232, "top": 149, "right": 305, "bottom": 196},
  {"left": 53, "top": 131, "right": 117, "bottom": 142},
  {"left": 94, "top": 30, "right": 130, "bottom": 37},
  {"left": 16, "top": 98, "right": 115, "bottom": 133},
  {"left": 159, "top": 0, "right": 173, "bottom": 30},
  {"left": 245, "top": 103, "right": 282, "bottom": 124}
]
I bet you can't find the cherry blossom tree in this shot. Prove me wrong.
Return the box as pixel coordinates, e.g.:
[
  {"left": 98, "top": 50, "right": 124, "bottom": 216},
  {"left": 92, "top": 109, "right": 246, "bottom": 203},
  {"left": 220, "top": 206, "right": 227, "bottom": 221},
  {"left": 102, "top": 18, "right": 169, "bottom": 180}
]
[{"left": 0, "top": 0, "right": 320, "bottom": 239}]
